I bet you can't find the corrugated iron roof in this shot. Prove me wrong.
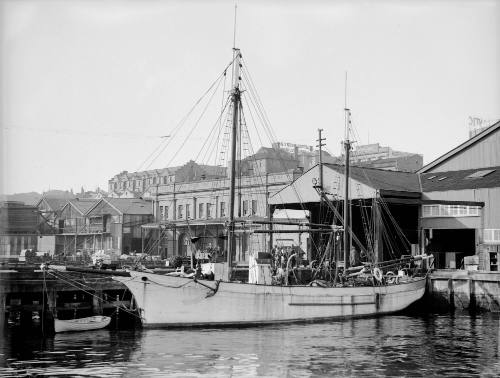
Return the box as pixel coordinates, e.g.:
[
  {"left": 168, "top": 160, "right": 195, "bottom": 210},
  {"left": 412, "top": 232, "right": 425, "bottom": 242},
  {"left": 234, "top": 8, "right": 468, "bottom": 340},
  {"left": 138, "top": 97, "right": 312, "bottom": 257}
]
[
  {"left": 103, "top": 198, "right": 153, "bottom": 215},
  {"left": 68, "top": 198, "right": 100, "bottom": 215},
  {"left": 41, "top": 197, "right": 69, "bottom": 211},
  {"left": 326, "top": 164, "right": 421, "bottom": 193},
  {"left": 421, "top": 166, "right": 500, "bottom": 191}
]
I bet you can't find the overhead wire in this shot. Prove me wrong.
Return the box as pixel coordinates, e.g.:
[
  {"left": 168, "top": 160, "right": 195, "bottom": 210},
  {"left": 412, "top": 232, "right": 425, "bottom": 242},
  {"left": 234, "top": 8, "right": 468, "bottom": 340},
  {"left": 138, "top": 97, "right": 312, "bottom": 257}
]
[
  {"left": 239, "top": 63, "right": 323, "bottom": 254},
  {"left": 138, "top": 56, "right": 239, "bottom": 196},
  {"left": 347, "top": 109, "right": 413, "bottom": 259}
]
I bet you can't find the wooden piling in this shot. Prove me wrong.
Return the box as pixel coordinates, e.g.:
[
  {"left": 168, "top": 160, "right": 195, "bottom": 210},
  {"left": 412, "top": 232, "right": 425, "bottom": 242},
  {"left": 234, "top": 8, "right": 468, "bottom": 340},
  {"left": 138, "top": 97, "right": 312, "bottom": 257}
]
[
  {"left": 0, "top": 268, "right": 136, "bottom": 332},
  {"left": 0, "top": 293, "right": 5, "bottom": 329},
  {"left": 469, "top": 278, "right": 476, "bottom": 310},
  {"left": 448, "top": 278, "right": 455, "bottom": 309},
  {"left": 428, "top": 270, "right": 500, "bottom": 311},
  {"left": 93, "top": 289, "right": 103, "bottom": 315}
]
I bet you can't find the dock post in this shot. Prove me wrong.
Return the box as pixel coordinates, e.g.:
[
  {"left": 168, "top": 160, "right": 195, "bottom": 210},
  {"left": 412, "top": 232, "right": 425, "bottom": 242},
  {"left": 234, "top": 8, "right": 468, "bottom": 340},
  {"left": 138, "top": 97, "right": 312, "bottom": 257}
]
[
  {"left": 47, "top": 289, "right": 57, "bottom": 316},
  {"left": 469, "top": 277, "right": 476, "bottom": 310},
  {"left": 115, "top": 306, "right": 120, "bottom": 329},
  {"left": 448, "top": 278, "right": 455, "bottom": 309},
  {"left": 43, "top": 289, "right": 56, "bottom": 334},
  {"left": 0, "top": 293, "right": 5, "bottom": 329},
  {"left": 93, "top": 290, "right": 103, "bottom": 315}
]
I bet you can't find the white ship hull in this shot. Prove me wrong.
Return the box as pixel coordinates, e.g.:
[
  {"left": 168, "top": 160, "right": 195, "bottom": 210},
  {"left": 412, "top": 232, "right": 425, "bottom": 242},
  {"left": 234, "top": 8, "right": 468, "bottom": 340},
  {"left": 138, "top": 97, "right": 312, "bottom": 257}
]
[{"left": 113, "top": 273, "right": 426, "bottom": 327}]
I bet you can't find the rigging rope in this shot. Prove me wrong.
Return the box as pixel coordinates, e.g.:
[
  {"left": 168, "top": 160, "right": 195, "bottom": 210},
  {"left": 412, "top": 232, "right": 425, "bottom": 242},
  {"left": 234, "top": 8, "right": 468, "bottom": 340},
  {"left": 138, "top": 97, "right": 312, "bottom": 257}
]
[{"left": 45, "top": 270, "right": 141, "bottom": 319}]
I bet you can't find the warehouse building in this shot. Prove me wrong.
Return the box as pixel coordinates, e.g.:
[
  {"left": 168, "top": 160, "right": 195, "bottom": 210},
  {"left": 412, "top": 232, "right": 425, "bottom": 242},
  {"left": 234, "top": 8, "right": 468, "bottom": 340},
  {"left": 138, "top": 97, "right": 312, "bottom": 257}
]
[
  {"left": 269, "top": 121, "right": 500, "bottom": 270},
  {"left": 418, "top": 120, "right": 500, "bottom": 270}
]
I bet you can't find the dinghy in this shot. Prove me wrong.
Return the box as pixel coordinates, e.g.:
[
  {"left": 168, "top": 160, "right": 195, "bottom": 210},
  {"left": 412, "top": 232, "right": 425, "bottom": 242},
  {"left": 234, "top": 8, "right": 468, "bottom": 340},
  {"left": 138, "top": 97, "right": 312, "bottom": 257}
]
[{"left": 54, "top": 315, "right": 111, "bottom": 333}]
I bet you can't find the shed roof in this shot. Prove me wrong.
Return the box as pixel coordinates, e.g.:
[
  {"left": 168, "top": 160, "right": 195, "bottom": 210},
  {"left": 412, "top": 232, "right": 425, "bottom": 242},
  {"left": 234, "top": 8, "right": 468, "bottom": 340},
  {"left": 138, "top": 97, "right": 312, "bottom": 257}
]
[
  {"left": 99, "top": 198, "right": 152, "bottom": 215},
  {"left": 326, "top": 164, "right": 421, "bottom": 193},
  {"left": 39, "top": 197, "right": 68, "bottom": 212},
  {"left": 270, "top": 164, "right": 421, "bottom": 206},
  {"left": 421, "top": 166, "right": 500, "bottom": 191},
  {"left": 67, "top": 198, "right": 99, "bottom": 215}
]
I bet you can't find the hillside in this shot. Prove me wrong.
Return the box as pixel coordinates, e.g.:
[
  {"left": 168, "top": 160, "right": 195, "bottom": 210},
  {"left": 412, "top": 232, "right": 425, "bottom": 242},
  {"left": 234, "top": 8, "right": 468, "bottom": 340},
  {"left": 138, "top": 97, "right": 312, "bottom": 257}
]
[{"left": 1, "top": 190, "right": 75, "bottom": 205}]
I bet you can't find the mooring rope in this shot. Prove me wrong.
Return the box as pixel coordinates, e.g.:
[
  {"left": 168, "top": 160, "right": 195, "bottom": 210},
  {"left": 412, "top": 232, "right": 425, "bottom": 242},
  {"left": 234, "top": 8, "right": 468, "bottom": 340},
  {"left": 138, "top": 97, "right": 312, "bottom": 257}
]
[{"left": 45, "top": 270, "right": 141, "bottom": 319}]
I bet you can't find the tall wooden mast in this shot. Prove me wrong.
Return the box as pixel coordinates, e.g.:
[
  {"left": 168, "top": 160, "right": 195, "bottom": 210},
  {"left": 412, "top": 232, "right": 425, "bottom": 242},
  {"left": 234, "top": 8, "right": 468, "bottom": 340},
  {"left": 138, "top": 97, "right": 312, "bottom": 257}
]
[
  {"left": 343, "top": 71, "right": 352, "bottom": 270},
  {"left": 226, "top": 48, "right": 241, "bottom": 280},
  {"left": 343, "top": 108, "right": 351, "bottom": 270},
  {"left": 344, "top": 107, "right": 352, "bottom": 269}
]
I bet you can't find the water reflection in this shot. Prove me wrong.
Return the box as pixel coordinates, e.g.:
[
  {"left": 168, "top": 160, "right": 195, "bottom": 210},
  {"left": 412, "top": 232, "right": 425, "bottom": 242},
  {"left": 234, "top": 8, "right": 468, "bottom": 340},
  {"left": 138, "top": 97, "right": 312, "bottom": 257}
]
[{"left": 0, "top": 312, "right": 499, "bottom": 377}]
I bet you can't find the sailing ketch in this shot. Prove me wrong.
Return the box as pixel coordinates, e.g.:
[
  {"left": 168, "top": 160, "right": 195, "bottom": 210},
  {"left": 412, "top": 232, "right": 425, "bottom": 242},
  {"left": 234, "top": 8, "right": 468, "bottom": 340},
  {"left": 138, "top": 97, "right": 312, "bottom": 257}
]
[{"left": 111, "top": 47, "right": 431, "bottom": 327}]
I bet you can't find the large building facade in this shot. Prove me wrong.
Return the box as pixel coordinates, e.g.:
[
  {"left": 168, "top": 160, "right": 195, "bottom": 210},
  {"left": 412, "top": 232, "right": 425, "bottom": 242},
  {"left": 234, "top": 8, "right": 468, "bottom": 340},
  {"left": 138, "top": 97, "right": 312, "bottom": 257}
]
[
  {"left": 418, "top": 121, "right": 500, "bottom": 270},
  {"left": 107, "top": 161, "right": 227, "bottom": 198},
  {"left": 146, "top": 169, "right": 305, "bottom": 262},
  {"left": 348, "top": 143, "right": 423, "bottom": 172}
]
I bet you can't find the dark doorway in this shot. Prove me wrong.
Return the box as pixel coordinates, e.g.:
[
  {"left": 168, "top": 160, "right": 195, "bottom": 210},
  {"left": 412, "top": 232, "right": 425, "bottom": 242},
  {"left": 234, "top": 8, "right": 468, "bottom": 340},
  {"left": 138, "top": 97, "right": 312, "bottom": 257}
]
[{"left": 427, "top": 228, "right": 476, "bottom": 269}]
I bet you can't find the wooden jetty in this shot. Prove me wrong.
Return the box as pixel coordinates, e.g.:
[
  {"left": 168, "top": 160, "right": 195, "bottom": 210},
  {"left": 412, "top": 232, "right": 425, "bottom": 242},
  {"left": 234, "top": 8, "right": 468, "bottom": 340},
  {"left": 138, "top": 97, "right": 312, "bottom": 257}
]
[
  {"left": 0, "top": 265, "right": 138, "bottom": 332},
  {"left": 427, "top": 270, "right": 500, "bottom": 311}
]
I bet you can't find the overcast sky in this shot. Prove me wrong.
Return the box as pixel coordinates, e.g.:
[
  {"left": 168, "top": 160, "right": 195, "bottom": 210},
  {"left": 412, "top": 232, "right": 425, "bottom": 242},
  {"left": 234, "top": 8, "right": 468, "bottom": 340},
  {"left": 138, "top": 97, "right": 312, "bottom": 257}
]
[{"left": 1, "top": 0, "right": 499, "bottom": 195}]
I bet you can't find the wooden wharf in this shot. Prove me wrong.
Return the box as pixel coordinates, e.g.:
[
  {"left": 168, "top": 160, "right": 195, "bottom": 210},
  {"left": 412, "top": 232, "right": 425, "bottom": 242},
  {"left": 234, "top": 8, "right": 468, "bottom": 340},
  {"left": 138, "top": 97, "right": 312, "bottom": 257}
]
[
  {"left": 0, "top": 265, "right": 138, "bottom": 333},
  {"left": 426, "top": 269, "right": 500, "bottom": 311}
]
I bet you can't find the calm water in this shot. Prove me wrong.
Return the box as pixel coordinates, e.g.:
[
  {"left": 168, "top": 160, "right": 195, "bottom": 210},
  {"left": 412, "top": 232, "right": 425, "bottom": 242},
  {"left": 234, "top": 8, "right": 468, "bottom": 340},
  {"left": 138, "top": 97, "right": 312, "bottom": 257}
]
[{"left": 0, "top": 312, "right": 499, "bottom": 377}]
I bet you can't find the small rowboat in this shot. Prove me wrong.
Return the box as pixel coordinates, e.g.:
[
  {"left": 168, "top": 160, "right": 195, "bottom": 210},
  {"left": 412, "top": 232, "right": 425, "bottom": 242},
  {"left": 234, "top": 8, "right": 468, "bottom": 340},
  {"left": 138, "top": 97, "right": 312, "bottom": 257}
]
[{"left": 54, "top": 315, "right": 111, "bottom": 333}]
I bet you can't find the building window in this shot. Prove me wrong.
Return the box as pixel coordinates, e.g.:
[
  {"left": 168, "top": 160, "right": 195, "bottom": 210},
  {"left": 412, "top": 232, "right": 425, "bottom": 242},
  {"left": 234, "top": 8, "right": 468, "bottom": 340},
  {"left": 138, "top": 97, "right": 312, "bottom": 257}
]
[
  {"left": 164, "top": 206, "right": 169, "bottom": 220},
  {"left": 440, "top": 205, "right": 450, "bottom": 216},
  {"left": 186, "top": 204, "right": 191, "bottom": 219},
  {"left": 468, "top": 207, "right": 479, "bottom": 216},
  {"left": 199, "top": 203, "right": 205, "bottom": 219},
  {"left": 243, "top": 200, "right": 249, "bottom": 216},
  {"left": 251, "top": 200, "right": 258, "bottom": 215},
  {"left": 207, "top": 203, "right": 213, "bottom": 219},
  {"left": 422, "top": 204, "right": 481, "bottom": 218},
  {"left": 484, "top": 229, "right": 500, "bottom": 244},
  {"left": 160, "top": 206, "right": 164, "bottom": 220},
  {"left": 178, "top": 205, "right": 184, "bottom": 219},
  {"left": 220, "top": 202, "right": 226, "bottom": 217}
]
